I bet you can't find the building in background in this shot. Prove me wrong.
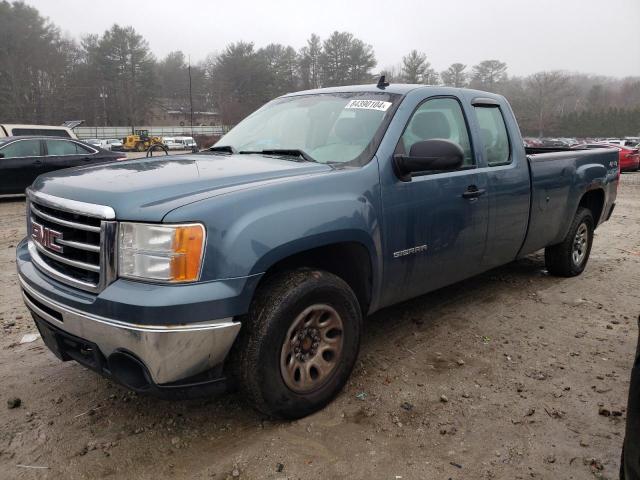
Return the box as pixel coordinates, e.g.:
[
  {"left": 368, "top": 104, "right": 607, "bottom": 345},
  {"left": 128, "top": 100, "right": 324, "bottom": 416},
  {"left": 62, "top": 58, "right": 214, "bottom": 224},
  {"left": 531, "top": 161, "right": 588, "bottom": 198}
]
[{"left": 148, "top": 99, "right": 220, "bottom": 127}]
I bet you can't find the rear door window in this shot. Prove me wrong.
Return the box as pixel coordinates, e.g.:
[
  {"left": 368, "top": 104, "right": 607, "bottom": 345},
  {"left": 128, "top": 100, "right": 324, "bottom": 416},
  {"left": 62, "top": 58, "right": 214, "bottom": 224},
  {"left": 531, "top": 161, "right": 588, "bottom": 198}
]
[
  {"left": 45, "top": 139, "right": 86, "bottom": 155},
  {"left": 0, "top": 139, "right": 42, "bottom": 158},
  {"left": 474, "top": 107, "right": 510, "bottom": 166}
]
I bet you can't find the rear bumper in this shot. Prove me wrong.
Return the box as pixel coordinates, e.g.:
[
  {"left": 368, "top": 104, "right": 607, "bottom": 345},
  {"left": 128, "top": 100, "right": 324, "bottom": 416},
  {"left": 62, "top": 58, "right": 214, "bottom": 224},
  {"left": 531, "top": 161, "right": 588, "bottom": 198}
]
[{"left": 20, "top": 275, "right": 241, "bottom": 387}]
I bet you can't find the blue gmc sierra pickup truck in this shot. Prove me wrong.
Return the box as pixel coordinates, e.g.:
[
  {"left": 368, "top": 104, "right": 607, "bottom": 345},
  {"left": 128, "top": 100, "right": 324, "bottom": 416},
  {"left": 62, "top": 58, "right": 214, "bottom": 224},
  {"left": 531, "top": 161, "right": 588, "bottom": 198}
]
[{"left": 17, "top": 81, "right": 619, "bottom": 418}]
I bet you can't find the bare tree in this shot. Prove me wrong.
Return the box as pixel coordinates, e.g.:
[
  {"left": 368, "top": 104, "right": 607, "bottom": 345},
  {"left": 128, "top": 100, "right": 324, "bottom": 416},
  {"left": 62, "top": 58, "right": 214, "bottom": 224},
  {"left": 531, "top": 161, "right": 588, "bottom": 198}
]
[
  {"left": 525, "top": 71, "right": 572, "bottom": 136},
  {"left": 379, "top": 64, "right": 403, "bottom": 83}
]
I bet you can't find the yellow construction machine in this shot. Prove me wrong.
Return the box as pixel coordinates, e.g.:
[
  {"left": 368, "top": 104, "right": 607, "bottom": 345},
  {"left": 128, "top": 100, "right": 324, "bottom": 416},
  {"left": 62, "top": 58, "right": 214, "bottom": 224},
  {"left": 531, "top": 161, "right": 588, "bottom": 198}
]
[{"left": 122, "top": 130, "right": 164, "bottom": 152}]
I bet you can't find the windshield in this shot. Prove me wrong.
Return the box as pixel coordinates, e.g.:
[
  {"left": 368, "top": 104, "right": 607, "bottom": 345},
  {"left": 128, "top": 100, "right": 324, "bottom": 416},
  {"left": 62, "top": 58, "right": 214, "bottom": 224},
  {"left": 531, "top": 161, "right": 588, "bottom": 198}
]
[{"left": 214, "top": 92, "right": 401, "bottom": 164}]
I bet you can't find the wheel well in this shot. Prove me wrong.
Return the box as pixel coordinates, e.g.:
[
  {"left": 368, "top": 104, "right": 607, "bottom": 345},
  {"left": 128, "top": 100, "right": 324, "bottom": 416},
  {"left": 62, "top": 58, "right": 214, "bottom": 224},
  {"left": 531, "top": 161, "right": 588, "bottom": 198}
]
[
  {"left": 579, "top": 189, "right": 605, "bottom": 226},
  {"left": 257, "top": 242, "right": 373, "bottom": 315}
]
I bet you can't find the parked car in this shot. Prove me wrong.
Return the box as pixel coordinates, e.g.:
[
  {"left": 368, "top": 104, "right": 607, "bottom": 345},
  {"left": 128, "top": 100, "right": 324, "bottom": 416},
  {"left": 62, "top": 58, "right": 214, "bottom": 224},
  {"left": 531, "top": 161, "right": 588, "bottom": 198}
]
[
  {"left": 578, "top": 143, "right": 640, "bottom": 171},
  {"left": 604, "top": 139, "right": 639, "bottom": 148},
  {"left": 0, "top": 136, "right": 126, "bottom": 195},
  {"left": 83, "top": 139, "right": 102, "bottom": 148},
  {"left": 0, "top": 124, "right": 77, "bottom": 139},
  {"left": 100, "top": 139, "right": 124, "bottom": 151},
  {"left": 17, "top": 83, "right": 618, "bottom": 419}
]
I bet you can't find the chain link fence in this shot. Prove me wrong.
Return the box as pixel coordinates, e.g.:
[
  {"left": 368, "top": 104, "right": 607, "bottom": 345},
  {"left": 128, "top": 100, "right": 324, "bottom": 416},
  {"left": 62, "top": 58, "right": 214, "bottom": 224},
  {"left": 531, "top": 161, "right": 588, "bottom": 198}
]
[{"left": 75, "top": 125, "right": 232, "bottom": 139}]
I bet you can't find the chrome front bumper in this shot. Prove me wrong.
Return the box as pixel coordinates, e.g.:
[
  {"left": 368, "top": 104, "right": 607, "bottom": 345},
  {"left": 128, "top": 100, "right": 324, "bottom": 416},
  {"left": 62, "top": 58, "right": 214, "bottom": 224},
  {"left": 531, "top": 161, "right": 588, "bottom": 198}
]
[{"left": 19, "top": 276, "right": 241, "bottom": 385}]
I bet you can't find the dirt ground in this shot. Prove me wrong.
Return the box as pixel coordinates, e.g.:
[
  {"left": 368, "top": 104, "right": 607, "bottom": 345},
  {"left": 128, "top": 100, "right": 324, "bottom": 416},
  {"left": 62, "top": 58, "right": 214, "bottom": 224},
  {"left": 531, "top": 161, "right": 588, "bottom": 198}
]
[{"left": 1, "top": 175, "right": 639, "bottom": 480}]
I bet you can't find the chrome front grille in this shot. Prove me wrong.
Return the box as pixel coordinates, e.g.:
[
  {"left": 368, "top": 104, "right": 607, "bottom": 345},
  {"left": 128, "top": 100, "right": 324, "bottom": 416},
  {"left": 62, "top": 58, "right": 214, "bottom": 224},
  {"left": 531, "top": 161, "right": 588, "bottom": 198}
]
[{"left": 26, "top": 189, "right": 117, "bottom": 293}]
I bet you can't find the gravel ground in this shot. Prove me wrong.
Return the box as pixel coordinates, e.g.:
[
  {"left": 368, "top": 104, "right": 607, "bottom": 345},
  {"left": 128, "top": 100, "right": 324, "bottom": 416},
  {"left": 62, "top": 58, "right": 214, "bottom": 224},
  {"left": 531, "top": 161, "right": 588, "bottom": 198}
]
[{"left": 0, "top": 175, "right": 638, "bottom": 480}]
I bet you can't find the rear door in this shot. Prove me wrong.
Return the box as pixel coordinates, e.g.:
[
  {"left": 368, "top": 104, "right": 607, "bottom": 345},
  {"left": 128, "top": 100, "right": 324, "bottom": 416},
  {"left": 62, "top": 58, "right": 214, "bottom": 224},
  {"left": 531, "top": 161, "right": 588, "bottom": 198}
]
[
  {"left": 380, "top": 95, "right": 490, "bottom": 303},
  {"left": 0, "top": 139, "right": 45, "bottom": 194},
  {"left": 43, "top": 139, "right": 96, "bottom": 173},
  {"left": 470, "top": 98, "right": 530, "bottom": 267}
]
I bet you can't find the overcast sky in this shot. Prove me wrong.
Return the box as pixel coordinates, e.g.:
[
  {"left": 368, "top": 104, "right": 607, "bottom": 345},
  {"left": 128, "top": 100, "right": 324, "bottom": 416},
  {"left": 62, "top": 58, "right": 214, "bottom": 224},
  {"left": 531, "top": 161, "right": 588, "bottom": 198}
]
[{"left": 27, "top": 0, "right": 640, "bottom": 78}]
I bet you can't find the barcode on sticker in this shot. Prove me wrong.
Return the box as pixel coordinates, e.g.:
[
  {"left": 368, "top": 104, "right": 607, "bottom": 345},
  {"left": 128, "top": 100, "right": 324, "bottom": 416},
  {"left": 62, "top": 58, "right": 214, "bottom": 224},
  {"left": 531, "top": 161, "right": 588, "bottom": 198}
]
[{"left": 345, "top": 100, "right": 392, "bottom": 111}]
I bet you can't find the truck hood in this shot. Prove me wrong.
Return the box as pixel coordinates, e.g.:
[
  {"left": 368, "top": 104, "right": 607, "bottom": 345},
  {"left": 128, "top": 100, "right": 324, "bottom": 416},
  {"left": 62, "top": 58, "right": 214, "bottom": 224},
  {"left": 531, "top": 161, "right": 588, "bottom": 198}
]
[{"left": 32, "top": 153, "right": 332, "bottom": 221}]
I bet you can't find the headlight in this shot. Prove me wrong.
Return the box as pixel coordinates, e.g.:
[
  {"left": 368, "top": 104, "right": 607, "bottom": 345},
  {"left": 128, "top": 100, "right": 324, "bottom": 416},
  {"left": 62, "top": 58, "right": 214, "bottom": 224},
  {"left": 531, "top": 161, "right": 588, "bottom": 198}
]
[{"left": 118, "top": 222, "right": 205, "bottom": 283}]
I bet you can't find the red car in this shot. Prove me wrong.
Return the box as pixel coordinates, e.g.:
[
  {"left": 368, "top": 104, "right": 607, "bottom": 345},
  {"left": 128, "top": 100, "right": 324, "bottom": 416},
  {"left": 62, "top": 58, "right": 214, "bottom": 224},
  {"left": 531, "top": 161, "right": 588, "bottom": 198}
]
[{"left": 580, "top": 143, "right": 640, "bottom": 172}]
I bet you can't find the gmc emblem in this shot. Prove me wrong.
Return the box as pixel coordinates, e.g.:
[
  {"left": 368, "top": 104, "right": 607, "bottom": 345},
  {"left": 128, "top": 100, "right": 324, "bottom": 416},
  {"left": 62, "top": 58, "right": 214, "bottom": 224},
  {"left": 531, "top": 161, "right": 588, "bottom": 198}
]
[{"left": 31, "top": 221, "right": 64, "bottom": 253}]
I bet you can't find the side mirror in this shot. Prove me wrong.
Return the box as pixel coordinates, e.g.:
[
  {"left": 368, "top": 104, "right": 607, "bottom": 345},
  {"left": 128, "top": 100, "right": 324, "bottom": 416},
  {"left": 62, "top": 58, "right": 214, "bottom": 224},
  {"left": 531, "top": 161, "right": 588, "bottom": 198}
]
[
  {"left": 0, "top": 153, "right": 4, "bottom": 158},
  {"left": 393, "top": 139, "right": 464, "bottom": 181}
]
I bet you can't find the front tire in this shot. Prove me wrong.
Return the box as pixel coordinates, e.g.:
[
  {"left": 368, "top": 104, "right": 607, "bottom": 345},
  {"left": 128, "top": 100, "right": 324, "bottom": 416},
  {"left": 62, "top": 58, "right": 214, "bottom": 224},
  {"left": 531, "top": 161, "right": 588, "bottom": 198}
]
[
  {"left": 234, "top": 269, "right": 362, "bottom": 419},
  {"left": 545, "top": 207, "right": 594, "bottom": 277}
]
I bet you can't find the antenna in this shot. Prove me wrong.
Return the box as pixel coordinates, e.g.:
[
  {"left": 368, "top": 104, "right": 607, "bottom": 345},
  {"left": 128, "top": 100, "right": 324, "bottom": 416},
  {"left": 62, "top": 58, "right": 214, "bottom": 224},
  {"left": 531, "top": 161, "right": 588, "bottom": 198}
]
[
  {"left": 188, "top": 55, "right": 194, "bottom": 137},
  {"left": 377, "top": 75, "right": 390, "bottom": 89}
]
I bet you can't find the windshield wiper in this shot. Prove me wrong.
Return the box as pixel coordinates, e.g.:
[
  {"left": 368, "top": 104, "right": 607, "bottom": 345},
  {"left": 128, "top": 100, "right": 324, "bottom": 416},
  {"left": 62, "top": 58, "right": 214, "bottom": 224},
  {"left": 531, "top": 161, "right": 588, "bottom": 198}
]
[
  {"left": 208, "top": 145, "right": 236, "bottom": 154},
  {"left": 239, "top": 149, "right": 317, "bottom": 163}
]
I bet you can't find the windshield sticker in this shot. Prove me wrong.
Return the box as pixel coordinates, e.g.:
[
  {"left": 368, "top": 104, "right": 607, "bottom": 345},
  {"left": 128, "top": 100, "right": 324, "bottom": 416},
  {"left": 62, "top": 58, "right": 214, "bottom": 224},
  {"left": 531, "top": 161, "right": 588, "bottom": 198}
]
[{"left": 344, "top": 100, "right": 392, "bottom": 111}]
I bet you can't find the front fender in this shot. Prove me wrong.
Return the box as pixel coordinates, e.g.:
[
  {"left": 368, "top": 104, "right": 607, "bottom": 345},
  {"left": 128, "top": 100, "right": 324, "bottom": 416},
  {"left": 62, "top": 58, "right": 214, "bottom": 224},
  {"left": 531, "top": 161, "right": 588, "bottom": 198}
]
[{"left": 162, "top": 162, "right": 383, "bottom": 292}]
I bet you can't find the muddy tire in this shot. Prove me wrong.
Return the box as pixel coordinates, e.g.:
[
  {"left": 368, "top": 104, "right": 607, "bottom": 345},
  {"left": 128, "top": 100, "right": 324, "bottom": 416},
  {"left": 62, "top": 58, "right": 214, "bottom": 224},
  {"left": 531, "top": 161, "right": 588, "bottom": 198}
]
[
  {"left": 545, "top": 207, "right": 594, "bottom": 277},
  {"left": 234, "top": 269, "right": 362, "bottom": 419}
]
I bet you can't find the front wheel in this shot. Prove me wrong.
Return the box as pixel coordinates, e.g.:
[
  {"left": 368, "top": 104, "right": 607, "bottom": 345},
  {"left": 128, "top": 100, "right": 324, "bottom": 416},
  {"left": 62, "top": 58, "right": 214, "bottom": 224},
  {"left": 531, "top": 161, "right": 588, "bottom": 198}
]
[
  {"left": 233, "top": 269, "right": 362, "bottom": 419},
  {"left": 545, "top": 207, "right": 594, "bottom": 277}
]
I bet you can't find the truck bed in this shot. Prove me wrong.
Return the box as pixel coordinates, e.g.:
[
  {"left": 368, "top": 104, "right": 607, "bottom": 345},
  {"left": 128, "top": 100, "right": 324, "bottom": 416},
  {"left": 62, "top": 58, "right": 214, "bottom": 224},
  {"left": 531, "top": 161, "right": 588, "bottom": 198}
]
[
  {"left": 519, "top": 148, "right": 619, "bottom": 256},
  {"left": 524, "top": 146, "right": 576, "bottom": 155}
]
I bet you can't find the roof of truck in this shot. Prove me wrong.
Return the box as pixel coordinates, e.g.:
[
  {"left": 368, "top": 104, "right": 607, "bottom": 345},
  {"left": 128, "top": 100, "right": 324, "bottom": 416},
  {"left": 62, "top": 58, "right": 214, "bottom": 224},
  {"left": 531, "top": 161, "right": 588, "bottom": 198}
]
[
  {"left": 282, "top": 83, "right": 503, "bottom": 102},
  {"left": 284, "top": 83, "right": 429, "bottom": 97}
]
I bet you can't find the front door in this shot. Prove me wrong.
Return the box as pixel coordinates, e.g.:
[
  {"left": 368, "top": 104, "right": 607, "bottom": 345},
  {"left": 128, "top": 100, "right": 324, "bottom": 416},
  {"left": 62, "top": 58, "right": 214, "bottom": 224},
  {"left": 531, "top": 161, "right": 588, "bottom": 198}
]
[{"left": 381, "top": 96, "right": 490, "bottom": 304}]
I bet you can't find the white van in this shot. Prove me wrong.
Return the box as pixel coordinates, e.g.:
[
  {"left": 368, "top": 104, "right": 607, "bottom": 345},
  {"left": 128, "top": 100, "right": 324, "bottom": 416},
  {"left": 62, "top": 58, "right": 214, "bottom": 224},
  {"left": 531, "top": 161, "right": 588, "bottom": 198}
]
[
  {"left": 163, "top": 137, "right": 181, "bottom": 150},
  {"left": 0, "top": 124, "right": 77, "bottom": 139},
  {"left": 174, "top": 136, "right": 197, "bottom": 150}
]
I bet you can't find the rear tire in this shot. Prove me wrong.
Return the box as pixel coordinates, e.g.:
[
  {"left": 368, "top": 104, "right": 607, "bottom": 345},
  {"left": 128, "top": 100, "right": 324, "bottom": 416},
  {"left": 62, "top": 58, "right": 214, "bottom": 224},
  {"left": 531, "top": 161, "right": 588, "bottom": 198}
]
[
  {"left": 233, "top": 269, "right": 362, "bottom": 419},
  {"left": 545, "top": 207, "right": 594, "bottom": 277}
]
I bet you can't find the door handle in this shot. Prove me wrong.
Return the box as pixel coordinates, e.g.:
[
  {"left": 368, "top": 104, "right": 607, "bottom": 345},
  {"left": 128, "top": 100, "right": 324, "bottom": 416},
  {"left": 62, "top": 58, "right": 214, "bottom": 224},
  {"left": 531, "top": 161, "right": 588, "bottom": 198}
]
[
  {"left": 34, "top": 159, "right": 43, "bottom": 165},
  {"left": 462, "top": 185, "right": 486, "bottom": 199}
]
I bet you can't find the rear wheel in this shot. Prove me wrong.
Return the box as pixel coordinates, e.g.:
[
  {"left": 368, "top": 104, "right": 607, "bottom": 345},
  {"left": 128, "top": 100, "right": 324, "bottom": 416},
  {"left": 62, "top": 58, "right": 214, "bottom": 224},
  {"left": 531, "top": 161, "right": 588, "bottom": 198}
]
[
  {"left": 545, "top": 207, "right": 594, "bottom": 277},
  {"left": 233, "top": 269, "right": 362, "bottom": 419}
]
